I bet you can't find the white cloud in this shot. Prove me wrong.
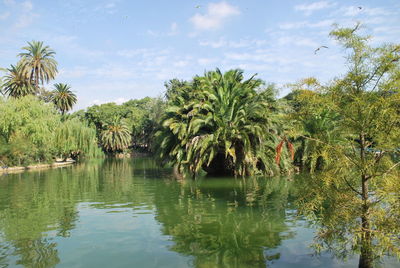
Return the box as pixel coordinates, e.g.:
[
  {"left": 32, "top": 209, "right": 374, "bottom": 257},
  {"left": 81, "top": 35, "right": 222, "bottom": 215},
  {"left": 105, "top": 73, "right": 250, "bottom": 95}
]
[
  {"left": 0, "top": 12, "right": 10, "bottom": 20},
  {"left": 15, "top": 14, "right": 38, "bottom": 28},
  {"left": 58, "top": 66, "right": 89, "bottom": 79},
  {"left": 117, "top": 48, "right": 170, "bottom": 59},
  {"left": 199, "top": 38, "right": 267, "bottom": 48},
  {"left": 294, "top": 1, "right": 336, "bottom": 16},
  {"left": 94, "top": 1, "right": 119, "bottom": 14},
  {"left": 168, "top": 22, "right": 178, "bottom": 36},
  {"left": 190, "top": 1, "right": 240, "bottom": 31},
  {"left": 3, "top": 0, "right": 15, "bottom": 6},
  {"left": 337, "top": 6, "right": 391, "bottom": 17},
  {"left": 279, "top": 19, "right": 334, "bottom": 30},
  {"left": 173, "top": 60, "right": 189, "bottom": 68},
  {"left": 21, "top": 0, "right": 32, "bottom": 11},
  {"left": 105, "top": 3, "right": 115, "bottom": 9},
  {"left": 51, "top": 35, "right": 77, "bottom": 43},
  {"left": 198, "top": 58, "right": 218, "bottom": 66},
  {"left": 277, "top": 36, "right": 318, "bottom": 48},
  {"left": 12, "top": 0, "right": 38, "bottom": 28},
  {"left": 146, "top": 22, "right": 179, "bottom": 37}
]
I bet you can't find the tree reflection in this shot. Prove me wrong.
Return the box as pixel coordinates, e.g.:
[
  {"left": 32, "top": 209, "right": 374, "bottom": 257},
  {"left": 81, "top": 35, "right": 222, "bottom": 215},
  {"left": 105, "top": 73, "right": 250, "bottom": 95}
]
[
  {"left": 0, "top": 158, "right": 159, "bottom": 267},
  {"left": 154, "top": 177, "right": 296, "bottom": 268},
  {"left": 295, "top": 174, "right": 400, "bottom": 267},
  {"left": 13, "top": 238, "right": 59, "bottom": 268}
]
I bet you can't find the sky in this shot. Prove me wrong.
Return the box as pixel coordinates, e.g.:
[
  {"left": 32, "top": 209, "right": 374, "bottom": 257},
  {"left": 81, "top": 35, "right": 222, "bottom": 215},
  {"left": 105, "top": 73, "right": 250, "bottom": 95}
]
[{"left": 0, "top": 0, "right": 399, "bottom": 110}]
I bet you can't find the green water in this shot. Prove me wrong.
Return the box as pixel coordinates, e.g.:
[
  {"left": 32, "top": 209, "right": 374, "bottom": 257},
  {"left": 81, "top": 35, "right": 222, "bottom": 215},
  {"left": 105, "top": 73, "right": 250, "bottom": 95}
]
[{"left": 0, "top": 158, "right": 397, "bottom": 268}]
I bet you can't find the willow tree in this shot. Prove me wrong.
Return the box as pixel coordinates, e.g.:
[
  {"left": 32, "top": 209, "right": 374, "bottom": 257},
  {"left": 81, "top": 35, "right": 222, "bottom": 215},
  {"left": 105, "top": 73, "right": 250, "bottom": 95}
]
[
  {"left": 51, "top": 83, "right": 77, "bottom": 115},
  {"left": 2, "top": 63, "right": 35, "bottom": 98},
  {"left": 18, "top": 41, "right": 58, "bottom": 89},
  {"left": 54, "top": 118, "right": 103, "bottom": 160},
  {"left": 100, "top": 117, "right": 131, "bottom": 153},
  {"left": 156, "top": 69, "right": 289, "bottom": 177},
  {"left": 297, "top": 24, "right": 400, "bottom": 268},
  {"left": 0, "top": 95, "right": 60, "bottom": 166}
]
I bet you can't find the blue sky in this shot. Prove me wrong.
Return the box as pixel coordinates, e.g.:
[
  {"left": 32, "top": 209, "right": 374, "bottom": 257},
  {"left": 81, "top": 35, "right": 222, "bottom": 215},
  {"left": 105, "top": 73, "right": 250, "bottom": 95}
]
[{"left": 1, "top": 0, "right": 399, "bottom": 109}]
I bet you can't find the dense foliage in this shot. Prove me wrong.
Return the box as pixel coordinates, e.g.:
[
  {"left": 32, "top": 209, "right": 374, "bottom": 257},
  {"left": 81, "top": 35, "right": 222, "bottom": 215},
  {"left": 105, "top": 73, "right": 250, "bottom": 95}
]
[
  {"left": 155, "top": 69, "right": 291, "bottom": 177},
  {"left": 0, "top": 96, "right": 60, "bottom": 165},
  {"left": 289, "top": 25, "right": 400, "bottom": 267},
  {"left": 0, "top": 23, "right": 399, "bottom": 267},
  {"left": 0, "top": 96, "right": 102, "bottom": 166},
  {"left": 79, "top": 97, "right": 164, "bottom": 153},
  {"left": 54, "top": 118, "right": 103, "bottom": 159},
  {"left": 0, "top": 42, "right": 101, "bottom": 166}
]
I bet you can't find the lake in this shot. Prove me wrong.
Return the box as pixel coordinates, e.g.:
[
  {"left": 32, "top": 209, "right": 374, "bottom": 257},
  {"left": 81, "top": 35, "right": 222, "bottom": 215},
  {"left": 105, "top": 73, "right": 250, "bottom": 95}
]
[{"left": 0, "top": 158, "right": 398, "bottom": 267}]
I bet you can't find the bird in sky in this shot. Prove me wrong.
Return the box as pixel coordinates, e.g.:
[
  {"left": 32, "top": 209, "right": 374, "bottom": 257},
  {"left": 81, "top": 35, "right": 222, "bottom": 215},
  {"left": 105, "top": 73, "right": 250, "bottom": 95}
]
[
  {"left": 195, "top": 5, "right": 201, "bottom": 8},
  {"left": 314, "top": 46, "right": 328, "bottom": 54},
  {"left": 358, "top": 6, "right": 362, "bottom": 10}
]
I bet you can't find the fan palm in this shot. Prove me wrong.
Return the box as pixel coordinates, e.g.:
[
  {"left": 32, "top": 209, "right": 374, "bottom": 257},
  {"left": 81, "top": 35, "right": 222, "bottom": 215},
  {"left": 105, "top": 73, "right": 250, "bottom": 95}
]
[
  {"left": 100, "top": 117, "right": 131, "bottom": 153},
  {"left": 156, "top": 69, "right": 285, "bottom": 177},
  {"left": 51, "top": 83, "right": 77, "bottom": 115},
  {"left": 18, "top": 41, "right": 58, "bottom": 88},
  {"left": 2, "top": 63, "right": 35, "bottom": 98}
]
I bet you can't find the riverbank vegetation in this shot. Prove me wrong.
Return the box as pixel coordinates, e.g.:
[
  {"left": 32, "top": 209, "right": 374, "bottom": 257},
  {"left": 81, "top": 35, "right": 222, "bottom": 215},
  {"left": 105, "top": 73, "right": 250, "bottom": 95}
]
[
  {"left": 0, "top": 23, "right": 399, "bottom": 267},
  {"left": 0, "top": 41, "right": 101, "bottom": 166},
  {"left": 1, "top": 24, "right": 399, "bottom": 176}
]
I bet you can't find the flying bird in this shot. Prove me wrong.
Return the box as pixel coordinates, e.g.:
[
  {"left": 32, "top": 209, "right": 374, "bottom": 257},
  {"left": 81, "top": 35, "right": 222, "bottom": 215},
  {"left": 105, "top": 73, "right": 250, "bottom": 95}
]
[
  {"left": 358, "top": 6, "right": 362, "bottom": 10},
  {"left": 195, "top": 5, "right": 201, "bottom": 8},
  {"left": 314, "top": 46, "right": 328, "bottom": 54}
]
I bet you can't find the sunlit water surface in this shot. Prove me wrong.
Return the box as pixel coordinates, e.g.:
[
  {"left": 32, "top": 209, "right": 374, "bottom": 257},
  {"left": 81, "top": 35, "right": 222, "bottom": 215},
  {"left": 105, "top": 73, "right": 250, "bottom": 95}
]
[{"left": 0, "top": 158, "right": 398, "bottom": 268}]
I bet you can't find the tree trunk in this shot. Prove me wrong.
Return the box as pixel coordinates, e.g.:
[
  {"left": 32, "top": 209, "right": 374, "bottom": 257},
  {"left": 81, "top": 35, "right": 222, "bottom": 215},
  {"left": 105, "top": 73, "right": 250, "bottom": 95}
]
[
  {"left": 359, "top": 133, "right": 373, "bottom": 268},
  {"left": 359, "top": 213, "right": 373, "bottom": 268}
]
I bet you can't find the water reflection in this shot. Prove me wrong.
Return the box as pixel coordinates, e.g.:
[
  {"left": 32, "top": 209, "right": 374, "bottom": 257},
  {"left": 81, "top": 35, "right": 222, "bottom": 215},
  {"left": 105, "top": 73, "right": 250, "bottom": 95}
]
[
  {"left": 0, "top": 158, "right": 172, "bottom": 267},
  {"left": 154, "top": 178, "right": 297, "bottom": 267},
  {"left": 294, "top": 174, "right": 400, "bottom": 267},
  {"left": 0, "top": 159, "right": 398, "bottom": 267}
]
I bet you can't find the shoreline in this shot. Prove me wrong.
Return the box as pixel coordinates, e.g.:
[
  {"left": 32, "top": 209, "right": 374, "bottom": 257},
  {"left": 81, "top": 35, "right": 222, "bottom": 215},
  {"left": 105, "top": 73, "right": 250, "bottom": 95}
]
[{"left": 0, "top": 160, "right": 76, "bottom": 175}]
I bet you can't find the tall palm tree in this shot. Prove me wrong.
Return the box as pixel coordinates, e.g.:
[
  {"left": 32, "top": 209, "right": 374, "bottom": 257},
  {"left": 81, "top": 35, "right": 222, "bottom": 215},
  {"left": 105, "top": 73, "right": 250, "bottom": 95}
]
[
  {"left": 100, "top": 117, "right": 131, "bottom": 153},
  {"left": 18, "top": 41, "right": 58, "bottom": 89},
  {"left": 156, "top": 69, "right": 286, "bottom": 177},
  {"left": 51, "top": 83, "right": 77, "bottom": 115},
  {"left": 2, "top": 63, "right": 35, "bottom": 98}
]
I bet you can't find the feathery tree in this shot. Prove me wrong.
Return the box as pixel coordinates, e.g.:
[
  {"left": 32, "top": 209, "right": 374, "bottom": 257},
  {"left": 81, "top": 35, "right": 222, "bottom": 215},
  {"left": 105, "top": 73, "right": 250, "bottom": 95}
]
[
  {"left": 100, "top": 117, "right": 131, "bottom": 153},
  {"left": 0, "top": 96, "right": 60, "bottom": 166},
  {"left": 18, "top": 41, "right": 58, "bottom": 89},
  {"left": 2, "top": 64, "right": 35, "bottom": 98},
  {"left": 296, "top": 24, "right": 400, "bottom": 268},
  {"left": 286, "top": 80, "right": 341, "bottom": 171},
  {"left": 54, "top": 118, "right": 103, "bottom": 160},
  {"left": 51, "top": 83, "right": 77, "bottom": 115},
  {"left": 156, "top": 69, "right": 289, "bottom": 177}
]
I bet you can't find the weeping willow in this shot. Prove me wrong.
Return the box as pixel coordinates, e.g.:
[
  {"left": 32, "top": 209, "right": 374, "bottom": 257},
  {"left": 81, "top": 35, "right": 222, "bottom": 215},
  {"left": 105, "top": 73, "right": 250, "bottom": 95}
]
[{"left": 54, "top": 118, "right": 103, "bottom": 159}]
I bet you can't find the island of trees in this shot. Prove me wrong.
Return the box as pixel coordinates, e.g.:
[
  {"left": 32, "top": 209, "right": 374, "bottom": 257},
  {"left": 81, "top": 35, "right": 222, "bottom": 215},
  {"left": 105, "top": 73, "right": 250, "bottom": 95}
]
[{"left": 0, "top": 24, "right": 399, "bottom": 268}]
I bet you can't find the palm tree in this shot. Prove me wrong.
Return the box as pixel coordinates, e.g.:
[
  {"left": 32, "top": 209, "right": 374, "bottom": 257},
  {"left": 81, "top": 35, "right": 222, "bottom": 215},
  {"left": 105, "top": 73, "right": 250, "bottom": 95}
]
[
  {"left": 100, "top": 117, "right": 131, "bottom": 153},
  {"left": 2, "top": 63, "right": 35, "bottom": 98},
  {"left": 18, "top": 41, "right": 58, "bottom": 89},
  {"left": 156, "top": 69, "right": 286, "bottom": 177},
  {"left": 51, "top": 83, "right": 77, "bottom": 115}
]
